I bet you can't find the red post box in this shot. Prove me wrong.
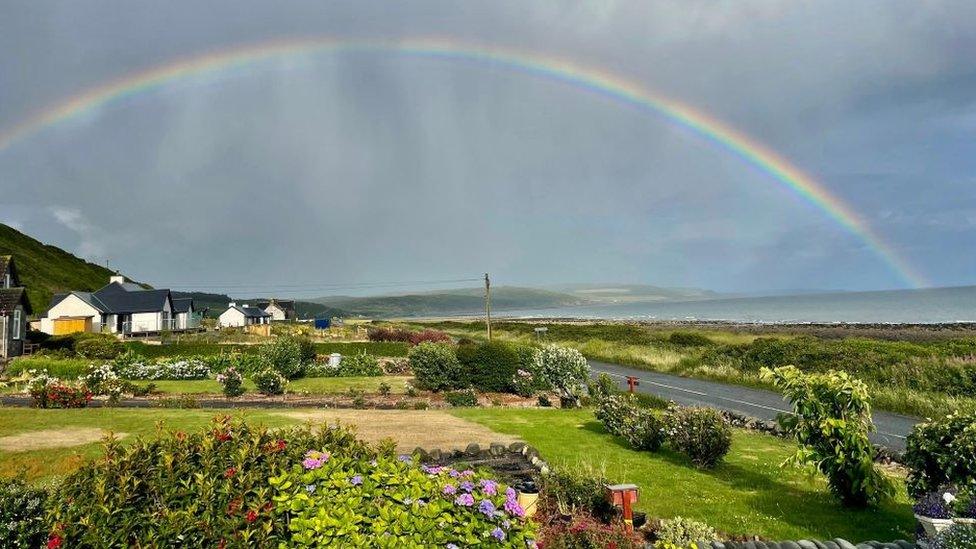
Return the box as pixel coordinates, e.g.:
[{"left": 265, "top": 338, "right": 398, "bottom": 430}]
[
  {"left": 604, "top": 483, "right": 639, "bottom": 533},
  {"left": 626, "top": 376, "right": 640, "bottom": 393}
]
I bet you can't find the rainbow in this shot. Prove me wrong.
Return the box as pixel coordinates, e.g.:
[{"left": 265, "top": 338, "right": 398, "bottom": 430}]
[{"left": 0, "top": 37, "right": 927, "bottom": 287}]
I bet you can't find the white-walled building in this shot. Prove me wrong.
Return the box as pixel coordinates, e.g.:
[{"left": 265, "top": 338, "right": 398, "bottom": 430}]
[
  {"left": 39, "top": 275, "right": 199, "bottom": 336},
  {"left": 256, "top": 299, "right": 295, "bottom": 321},
  {"left": 218, "top": 303, "right": 271, "bottom": 328}
]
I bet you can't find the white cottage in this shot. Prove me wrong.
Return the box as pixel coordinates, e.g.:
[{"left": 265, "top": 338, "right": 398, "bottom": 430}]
[{"left": 218, "top": 303, "right": 271, "bottom": 328}]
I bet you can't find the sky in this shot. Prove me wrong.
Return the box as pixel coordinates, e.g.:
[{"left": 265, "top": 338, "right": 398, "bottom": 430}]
[{"left": 1, "top": 1, "right": 975, "bottom": 296}]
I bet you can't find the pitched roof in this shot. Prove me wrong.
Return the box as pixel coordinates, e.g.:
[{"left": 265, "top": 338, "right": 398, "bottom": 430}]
[
  {"left": 0, "top": 256, "right": 20, "bottom": 287},
  {"left": 172, "top": 298, "right": 194, "bottom": 313},
  {"left": 227, "top": 304, "right": 270, "bottom": 318},
  {"left": 93, "top": 283, "right": 171, "bottom": 314},
  {"left": 0, "top": 288, "right": 31, "bottom": 315}
]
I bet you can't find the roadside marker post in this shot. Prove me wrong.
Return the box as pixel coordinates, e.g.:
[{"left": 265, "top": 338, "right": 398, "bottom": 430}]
[
  {"left": 626, "top": 376, "right": 640, "bottom": 393},
  {"left": 605, "top": 484, "right": 639, "bottom": 533}
]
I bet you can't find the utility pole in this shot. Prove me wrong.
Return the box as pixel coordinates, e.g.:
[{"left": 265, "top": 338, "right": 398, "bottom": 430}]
[{"left": 484, "top": 272, "right": 492, "bottom": 341}]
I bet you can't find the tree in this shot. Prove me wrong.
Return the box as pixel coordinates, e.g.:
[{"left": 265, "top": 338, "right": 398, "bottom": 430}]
[{"left": 761, "top": 366, "right": 893, "bottom": 507}]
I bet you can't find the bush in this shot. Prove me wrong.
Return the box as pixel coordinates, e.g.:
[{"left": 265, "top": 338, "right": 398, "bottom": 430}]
[
  {"left": 252, "top": 368, "right": 287, "bottom": 395},
  {"left": 26, "top": 372, "right": 91, "bottom": 408},
  {"left": 295, "top": 336, "right": 317, "bottom": 364},
  {"left": 116, "top": 356, "right": 211, "bottom": 380},
  {"left": 216, "top": 367, "right": 245, "bottom": 397},
  {"left": 538, "top": 468, "right": 616, "bottom": 522},
  {"left": 595, "top": 394, "right": 666, "bottom": 452},
  {"left": 0, "top": 478, "right": 49, "bottom": 548},
  {"left": 654, "top": 517, "right": 717, "bottom": 547},
  {"left": 48, "top": 417, "right": 373, "bottom": 547},
  {"left": 409, "top": 343, "right": 465, "bottom": 392},
  {"left": 667, "top": 332, "right": 713, "bottom": 347},
  {"left": 74, "top": 336, "right": 124, "bottom": 359},
  {"left": 533, "top": 345, "right": 590, "bottom": 407},
  {"left": 260, "top": 337, "right": 307, "bottom": 379},
  {"left": 309, "top": 352, "right": 383, "bottom": 377},
  {"left": 762, "top": 366, "right": 893, "bottom": 507},
  {"left": 81, "top": 363, "right": 119, "bottom": 395},
  {"left": 367, "top": 327, "right": 413, "bottom": 342},
  {"left": 588, "top": 373, "right": 617, "bottom": 401},
  {"left": 407, "top": 329, "right": 452, "bottom": 345},
  {"left": 271, "top": 453, "right": 537, "bottom": 547},
  {"left": 538, "top": 514, "right": 644, "bottom": 549},
  {"left": 904, "top": 410, "right": 976, "bottom": 498},
  {"left": 663, "top": 406, "right": 732, "bottom": 469},
  {"left": 459, "top": 341, "right": 529, "bottom": 393},
  {"left": 445, "top": 389, "right": 479, "bottom": 407},
  {"left": 934, "top": 524, "right": 976, "bottom": 549}
]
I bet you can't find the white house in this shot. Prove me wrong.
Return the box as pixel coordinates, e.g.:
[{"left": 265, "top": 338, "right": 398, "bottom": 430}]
[
  {"left": 39, "top": 275, "right": 198, "bottom": 336},
  {"left": 256, "top": 299, "right": 295, "bottom": 321},
  {"left": 172, "top": 298, "right": 197, "bottom": 330},
  {"left": 0, "top": 256, "right": 31, "bottom": 359},
  {"left": 218, "top": 303, "right": 271, "bottom": 328}
]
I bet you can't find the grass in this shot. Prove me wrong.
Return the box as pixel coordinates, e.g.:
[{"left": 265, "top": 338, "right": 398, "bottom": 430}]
[
  {"left": 124, "top": 341, "right": 410, "bottom": 358},
  {"left": 453, "top": 408, "right": 914, "bottom": 543},
  {"left": 408, "top": 320, "right": 976, "bottom": 418},
  {"left": 0, "top": 407, "right": 302, "bottom": 483},
  {"left": 3, "top": 356, "right": 92, "bottom": 378}
]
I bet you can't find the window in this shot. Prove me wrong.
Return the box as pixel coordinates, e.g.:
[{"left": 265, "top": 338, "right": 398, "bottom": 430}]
[{"left": 12, "top": 309, "right": 21, "bottom": 340}]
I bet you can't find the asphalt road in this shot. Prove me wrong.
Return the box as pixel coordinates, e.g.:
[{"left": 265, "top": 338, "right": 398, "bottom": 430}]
[{"left": 589, "top": 360, "right": 919, "bottom": 452}]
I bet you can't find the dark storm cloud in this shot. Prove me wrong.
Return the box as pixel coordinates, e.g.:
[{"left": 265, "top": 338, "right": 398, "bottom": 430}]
[{"left": 0, "top": 1, "right": 974, "bottom": 293}]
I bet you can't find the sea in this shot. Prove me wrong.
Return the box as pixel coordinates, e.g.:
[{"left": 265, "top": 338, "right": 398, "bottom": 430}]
[{"left": 494, "top": 285, "right": 976, "bottom": 324}]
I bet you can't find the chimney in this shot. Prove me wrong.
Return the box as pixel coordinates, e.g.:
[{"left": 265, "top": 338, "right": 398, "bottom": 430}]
[
  {"left": 228, "top": 302, "right": 237, "bottom": 308},
  {"left": 110, "top": 275, "right": 126, "bottom": 285}
]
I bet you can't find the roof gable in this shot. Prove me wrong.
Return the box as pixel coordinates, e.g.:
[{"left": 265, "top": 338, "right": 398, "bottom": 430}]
[
  {"left": 93, "top": 283, "right": 171, "bottom": 313},
  {"left": 0, "top": 288, "right": 31, "bottom": 315}
]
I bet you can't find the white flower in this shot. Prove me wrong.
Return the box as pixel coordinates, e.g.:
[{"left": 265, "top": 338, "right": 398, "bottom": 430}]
[{"left": 944, "top": 492, "right": 957, "bottom": 504}]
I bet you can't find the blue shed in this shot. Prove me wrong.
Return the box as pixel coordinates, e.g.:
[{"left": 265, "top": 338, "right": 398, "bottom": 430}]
[{"left": 314, "top": 317, "right": 331, "bottom": 330}]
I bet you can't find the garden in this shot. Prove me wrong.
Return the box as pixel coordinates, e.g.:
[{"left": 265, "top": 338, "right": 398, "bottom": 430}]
[{"left": 2, "top": 326, "right": 975, "bottom": 548}]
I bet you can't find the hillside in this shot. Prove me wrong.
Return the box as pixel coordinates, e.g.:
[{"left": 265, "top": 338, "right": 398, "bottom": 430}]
[
  {"left": 312, "top": 286, "right": 588, "bottom": 318},
  {"left": 0, "top": 223, "right": 122, "bottom": 313}
]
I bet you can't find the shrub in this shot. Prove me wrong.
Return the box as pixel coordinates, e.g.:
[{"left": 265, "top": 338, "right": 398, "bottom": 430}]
[
  {"left": 380, "top": 357, "right": 411, "bottom": 375},
  {"left": 272, "top": 454, "right": 536, "bottom": 547},
  {"left": 445, "top": 389, "right": 479, "bottom": 407},
  {"left": 904, "top": 410, "right": 976, "bottom": 498},
  {"left": 588, "top": 373, "right": 617, "bottom": 401},
  {"left": 538, "top": 467, "right": 615, "bottom": 522},
  {"left": 913, "top": 490, "right": 955, "bottom": 519},
  {"left": 252, "top": 368, "right": 287, "bottom": 395},
  {"left": 74, "top": 336, "right": 124, "bottom": 359},
  {"left": 460, "top": 341, "right": 528, "bottom": 393},
  {"left": 47, "top": 417, "right": 373, "bottom": 547},
  {"left": 117, "top": 357, "right": 211, "bottom": 380},
  {"left": 667, "top": 332, "right": 713, "bottom": 347},
  {"left": 378, "top": 382, "right": 392, "bottom": 396},
  {"left": 26, "top": 372, "right": 91, "bottom": 408},
  {"left": 654, "top": 517, "right": 717, "bottom": 547},
  {"left": 934, "top": 524, "right": 976, "bottom": 549},
  {"left": 409, "top": 343, "right": 465, "bottom": 392},
  {"left": 260, "top": 337, "right": 307, "bottom": 379},
  {"left": 663, "top": 406, "right": 732, "bottom": 469},
  {"left": 596, "top": 394, "right": 666, "bottom": 452},
  {"left": 81, "top": 363, "right": 119, "bottom": 395},
  {"left": 309, "top": 352, "right": 383, "bottom": 377},
  {"left": 533, "top": 345, "right": 590, "bottom": 407},
  {"left": 367, "top": 327, "right": 413, "bottom": 342},
  {"left": 512, "top": 368, "right": 540, "bottom": 397},
  {"left": 0, "top": 478, "right": 50, "bottom": 548},
  {"left": 216, "top": 367, "right": 245, "bottom": 397},
  {"left": 407, "top": 329, "right": 452, "bottom": 345},
  {"left": 762, "top": 366, "right": 894, "bottom": 507},
  {"left": 538, "top": 514, "right": 644, "bottom": 549},
  {"left": 295, "top": 336, "right": 317, "bottom": 364}
]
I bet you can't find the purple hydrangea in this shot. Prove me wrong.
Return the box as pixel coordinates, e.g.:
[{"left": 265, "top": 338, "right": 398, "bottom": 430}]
[
  {"left": 505, "top": 487, "right": 517, "bottom": 499},
  {"left": 449, "top": 469, "right": 461, "bottom": 478},
  {"left": 397, "top": 454, "right": 413, "bottom": 464},
  {"left": 460, "top": 470, "right": 475, "bottom": 477},
  {"left": 454, "top": 493, "right": 475, "bottom": 507},
  {"left": 491, "top": 527, "right": 506, "bottom": 541},
  {"left": 504, "top": 497, "right": 525, "bottom": 518},
  {"left": 302, "top": 450, "right": 330, "bottom": 470},
  {"left": 479, "top": 479, "right": 498, "bottom": 495},
  {"left": 350, "top": 475, "right": 363, "bottom": 486},
  {"left": 460, "top": 481, "right": 475, "bottom": 493},
  {"left": 447, "top": 544, "right": 459, "bottom": 549},
  {"left": 478, "top": 499, "right": 496, "bottom": 517},
  {"left": 914, "top": 491, "right": 954, "bottom": 519},
  {"left": 443, "top": 484, "right": 457, "bottom": 495}
]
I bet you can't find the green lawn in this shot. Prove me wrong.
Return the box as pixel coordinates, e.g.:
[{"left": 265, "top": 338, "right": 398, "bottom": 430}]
[
  {"left": 131, "top": 376, "right": 412, "bottom": 395},
  {"left": 453, "top": 408, "right": 914, "bottom": 543}
]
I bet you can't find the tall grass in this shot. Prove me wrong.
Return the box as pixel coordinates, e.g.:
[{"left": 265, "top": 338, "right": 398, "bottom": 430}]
[{"left": 4, "top": 357, "right": 92, "bottom": 378}]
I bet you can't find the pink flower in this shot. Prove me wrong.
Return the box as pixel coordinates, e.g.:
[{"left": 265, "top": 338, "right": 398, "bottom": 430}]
[{"left": 454, "top": 494, "right": 474, "bottom": 507}]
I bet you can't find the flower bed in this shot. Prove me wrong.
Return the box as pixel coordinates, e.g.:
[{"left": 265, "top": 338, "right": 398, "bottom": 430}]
[{"left": 116, "top": 357, "right": 211, "bottom": 380}]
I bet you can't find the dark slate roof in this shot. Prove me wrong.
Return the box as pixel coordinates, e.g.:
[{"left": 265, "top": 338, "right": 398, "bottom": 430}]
[
  {"left": 93, "top": 283, "right": 171, "bottom": 314},
  {"left": 0, "top": 288, "right": 31, "bottom": 315},
  {"left": 0, "top": 256, "right": 21, "bottom": 287},
  {"left": 231, "top": 305, "right": 270, "bottom": 318},
  {"left": 172, "top": 298, "right": 194, "bottom": 313}
]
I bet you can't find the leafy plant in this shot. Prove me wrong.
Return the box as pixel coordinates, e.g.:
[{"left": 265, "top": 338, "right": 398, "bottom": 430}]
[
  {"left": 73, "top": 335, "right": 124, "bottom": 359},
  {"left": 934, "top": 524, "right": 976, "bottom": 549},
  {"left": 445, "top": 389, "right": 479, "bottom": 407},
  {"left": 595, "top": 394, "right": 665, "bottom": 452},
  {"left": 252, "top": 368, "right": 287, "bottom": 396},
  {"left": 309, "top": 352, "right": 383, "bottom": 377},
  {"left": 459, "top": 341, "right": 532, "bottom": 393},
  {"left": 47, "top": 417, "right": 374, "bottom": 548},
  {"left": 260, "top": 337, "right": 307, "bottom": 379},
  {"left": 216, "top": 367, "right": 245, "bottom": 397},
  {"left": 904, "top": 410, "right": 976, "bottom": 498},
  {"left": 81, "top": 363, "right": 118, "bottom": 395},
  {"left": 654, "top": 517, "right": 716, "bottom": 547},
  {"left": 913, "top": 490, "right": 955, "bottom": 519},
  {"left": 270, "top": 454, "right": 537, "bottom": 547},
  {"left": 409, "top": 343, "right": 465, "bottom": 392},
  {"left": 761, "top": 366, "right": 894, "bottom": 507},
  {"left": 663, "top": 406, "right": 732, "bottom": 469},
  {"left": 537, "top": 513, "right": 644, "bottom": 549},
  {"left": 378, "top": 382, "right": 392, "bottom": 396},
  {"left": 0, "top": 478, "right": 50, "bottom": 549},
  {"left": 533, "top": 345, "right": 590, "bottom": 407}
]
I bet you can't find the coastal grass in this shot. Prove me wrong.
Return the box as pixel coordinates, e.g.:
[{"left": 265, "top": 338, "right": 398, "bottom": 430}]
[
  {"left": 410, "top": 320, "right": 976, "bottom": 418},
  {"left": 453, "top": 407, "right": 914, "bottom": 543}
]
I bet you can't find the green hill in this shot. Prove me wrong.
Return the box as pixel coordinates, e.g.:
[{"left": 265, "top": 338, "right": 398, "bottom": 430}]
[
  {"left": 312, "top": 286, "right": 589, "bottom": 318},
  {"left": 0, "top": 223, "right": 123, "bottom": 314}
]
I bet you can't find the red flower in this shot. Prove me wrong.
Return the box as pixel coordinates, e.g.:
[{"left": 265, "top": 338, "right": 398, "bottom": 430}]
[
  {"left": 215, "top": 432, "right": 232, "bottom": 442},
  {"left": 246, "top": 510, "right": 258, "bottom": 523},
  {"left": 218, "top": 540, "right": 226, "bottom": 549},
  {"left": 224, "top": 467, "right": 237, "bottom": 478},
  {"left": 47, "top": 535, "right": 63, "bottom": 549},
  {"left": 276, "top": 439, "right": 286, "bottom": 451},
  {"left": 227, "top": 498, "right": 242, "bottom": 514}
]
